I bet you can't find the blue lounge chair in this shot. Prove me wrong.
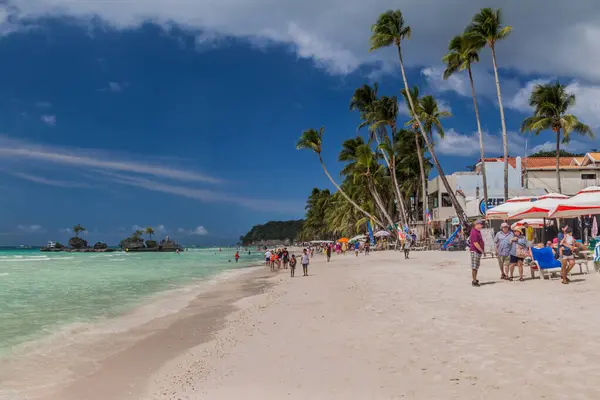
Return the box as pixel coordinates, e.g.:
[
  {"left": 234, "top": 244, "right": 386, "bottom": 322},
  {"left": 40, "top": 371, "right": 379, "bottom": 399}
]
[{"left": 530, "top": 247, "right": 563, "bottom": 281}]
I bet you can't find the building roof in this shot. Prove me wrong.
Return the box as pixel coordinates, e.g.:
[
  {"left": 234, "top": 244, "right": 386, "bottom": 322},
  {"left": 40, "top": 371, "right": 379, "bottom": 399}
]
[{"left": 479, "top": 153, "right": 600, "bottom": 171}]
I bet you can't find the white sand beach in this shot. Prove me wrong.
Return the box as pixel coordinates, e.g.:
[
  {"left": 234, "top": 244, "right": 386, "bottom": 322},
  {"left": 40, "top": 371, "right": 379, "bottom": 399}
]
[{"left": 5, "top": 250, "right": 600, "bottom": 400}]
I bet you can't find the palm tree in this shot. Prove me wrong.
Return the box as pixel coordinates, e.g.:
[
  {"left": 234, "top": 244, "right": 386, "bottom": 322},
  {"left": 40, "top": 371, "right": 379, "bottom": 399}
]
[
  {"left": 467, "top": 8, "right": 512, "bottom": 201},
  {"left": 443, "top": 33, "right": 489, "bottom": 210},
  {"left": 296, "top": 127, "right": 383, "bottom": 228},
  {"left": 339, "top": 138, "right": 396, "bottom": 233},
  {"left": 133, "top": 229, "right": 143, "bottom": 239},
  {"left": 370, "top": 10, "right": 469, "bottom": 230},
  {"left": 520, "top": 82, "right": 593, "bottom": 193},
  {"left": 400, "top": 87, "right": 428, "bottom": 229},
  {"left": 72, "top": 224, "right": 86, "bottom": 238},
  {"left": 145, "top": 227, "right": 155, "bottom": 239},
  {"left": 350, "top": 85, "right": 409, "bottom": 225}
]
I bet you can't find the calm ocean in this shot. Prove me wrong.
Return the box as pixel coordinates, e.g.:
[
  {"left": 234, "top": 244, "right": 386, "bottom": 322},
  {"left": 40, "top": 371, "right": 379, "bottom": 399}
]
[{"left": 0, "top": 247, "right": 265, "bottom": 356}]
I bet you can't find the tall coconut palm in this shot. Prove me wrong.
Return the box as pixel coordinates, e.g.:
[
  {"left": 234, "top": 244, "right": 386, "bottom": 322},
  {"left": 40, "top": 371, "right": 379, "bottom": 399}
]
[
  {"left": 443, "top": 33, "right": 489, "bottom": 210},
  {"left": 399, "top": 87, "right": 428, "bottom": 229},
  {"left": 339, "top": 137, "right": 396, "bottom": 233},
  {"left": 520, "top": 82, "right": 593, "bottom": 193},
  {"left": 467, "top": 8, "right": 512, "bottom": 201},
  {"left": 296, "top": 127, "right": 383, "bottom": 228},
  {"left": 353, "top": 144, "right": 397, "bottom": 232},
  {"left": 72, "top": 224, "right": 86, "bottom": 238},
  {"left": 370, "top": 10, "right": 469, "bottom": 231},
  {"left": 350, "top": 86, "right": 409, "bottom": 225}
]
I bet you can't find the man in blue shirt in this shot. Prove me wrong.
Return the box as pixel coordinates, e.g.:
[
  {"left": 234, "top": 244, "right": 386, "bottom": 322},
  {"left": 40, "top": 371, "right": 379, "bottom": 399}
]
[{"left": 494, "top": 222, "right": 513, "bottom": 280}]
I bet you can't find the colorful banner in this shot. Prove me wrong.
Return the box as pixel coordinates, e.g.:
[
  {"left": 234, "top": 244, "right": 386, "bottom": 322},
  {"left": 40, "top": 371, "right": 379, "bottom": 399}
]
[
  {"left": 367, "top": 220, "right": 376, "bottom": 245},
  {"left": 442, "top": 226, "right": 462, "bottom": 250}
]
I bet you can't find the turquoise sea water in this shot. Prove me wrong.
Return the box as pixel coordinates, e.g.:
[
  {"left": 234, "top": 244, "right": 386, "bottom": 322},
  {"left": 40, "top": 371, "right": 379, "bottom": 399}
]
[{"left": 0, "top": 247, "right": 264, "bottom": 355}]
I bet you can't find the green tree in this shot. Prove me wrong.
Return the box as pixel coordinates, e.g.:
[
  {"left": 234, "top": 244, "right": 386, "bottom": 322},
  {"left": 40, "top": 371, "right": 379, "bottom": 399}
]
[
  {"left": 443, "top": 33, "right": 489, "bottom": 210},
  {"left": 467, "top": 8, "right": 512, "bottom": 201},
  {"left": 133, "top": 229, "right": 143, "bottom": 239},
  {"left": 145, "top": 227, "right": 155, "bottom": 239},
  {"left": 370, "top": 10, "right": 469, "bottom": 230},
  {"left": 296, "top": 127, "right": 383, "bottom": 228},
  {"left": 72, "top": 224, "right": 86, "bottom": 238},
  {"left": 520, "top": 82, "right": 593, "bottom": 193},
  {"left": 350, "top": 85, "right": 408, "bottom": 225}
]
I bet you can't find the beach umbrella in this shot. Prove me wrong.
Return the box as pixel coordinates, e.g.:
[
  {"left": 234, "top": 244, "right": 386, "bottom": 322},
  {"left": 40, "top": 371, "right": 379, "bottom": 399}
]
[
  {"left": 507, "top": 193, "right": 570, "bottom": 219},
  {"left": 374, "top": 230, "right": 391, "bottom": 237},
  {"left": 593, "top": 216, "right": 598, "bottom": 238},
  {"left": 338, "top": 237, "right": 349, "bottom": 243},
  {"left": 511, "top": 219, "right": 545, "bottom": 229},
  {"left": 485, "top": 196, "right": 536, "bottom": 220},
  {"left": 548, "top": 186, "right": 600, "bottom": 218},
  {"left": 349, "top": 234, "right": 367, "bottom": 242}
]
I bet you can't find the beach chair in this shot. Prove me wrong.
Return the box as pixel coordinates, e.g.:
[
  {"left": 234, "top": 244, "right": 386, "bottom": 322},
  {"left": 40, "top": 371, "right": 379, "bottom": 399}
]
[{"left": 530, "top": 247, "right": 563, "bottom": 281}]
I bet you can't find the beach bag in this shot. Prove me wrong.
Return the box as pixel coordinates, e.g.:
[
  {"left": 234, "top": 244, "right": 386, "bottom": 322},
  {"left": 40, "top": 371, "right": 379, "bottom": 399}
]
[{"left": 516, "top": 244, "right": 529, "bottom": 259}]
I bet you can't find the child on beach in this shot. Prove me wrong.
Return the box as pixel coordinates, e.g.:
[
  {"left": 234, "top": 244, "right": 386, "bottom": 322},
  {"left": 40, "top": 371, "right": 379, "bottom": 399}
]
[
  {"left": 301, "top": 249, "right": 310, "bottom": 276},
  {"left": 270, "top": 252, "right": 276, "bottom": 272},
  {"left": 289, "top": 254, "right": 297, "bottom": 277}
]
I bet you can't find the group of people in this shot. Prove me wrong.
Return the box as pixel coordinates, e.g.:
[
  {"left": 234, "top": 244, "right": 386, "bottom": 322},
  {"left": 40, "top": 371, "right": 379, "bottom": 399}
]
[
  {"left": 264, "top": 247, "right": 309, "bottom": 277},
  {"left": 469, "top": 219, "right": 586, "bottom": 286}
]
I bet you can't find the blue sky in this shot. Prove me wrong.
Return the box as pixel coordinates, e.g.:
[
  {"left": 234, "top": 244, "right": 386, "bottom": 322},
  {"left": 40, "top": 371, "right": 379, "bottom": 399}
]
[{"left": 0, "top": 2, "right": 599, "bottom": 245}]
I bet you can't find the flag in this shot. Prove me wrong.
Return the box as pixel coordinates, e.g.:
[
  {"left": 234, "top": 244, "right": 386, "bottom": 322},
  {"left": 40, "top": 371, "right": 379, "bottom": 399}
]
[{"left": 592, "top": 216, "right": 598, "bottom": 238}]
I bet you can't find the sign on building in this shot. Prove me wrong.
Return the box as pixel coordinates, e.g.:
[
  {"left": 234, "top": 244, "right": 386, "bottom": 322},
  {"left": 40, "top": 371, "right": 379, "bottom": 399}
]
[{"left": 479, "top": 198, "right": 505, "bottom": 215}]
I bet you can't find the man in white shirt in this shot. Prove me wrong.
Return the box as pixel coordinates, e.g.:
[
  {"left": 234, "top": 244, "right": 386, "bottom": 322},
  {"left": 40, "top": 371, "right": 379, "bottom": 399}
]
[{"left": 265, "top": 250, "right": 271, "bottom": 266}]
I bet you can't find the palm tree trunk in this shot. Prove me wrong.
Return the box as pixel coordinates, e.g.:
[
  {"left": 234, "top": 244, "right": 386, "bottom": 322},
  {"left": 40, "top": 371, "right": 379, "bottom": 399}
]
[
  {"left": 396, "top": 44, "right": 469, "bottom": 231},
  {"left": 369, "top": 181, "right": 396, "bottom": 233},
  {"left": 413, "top": 132, "right": 427, "bottom": 228},
  {"left": 468, "top": 65, "right": 489, "bottom": 211},
  {"left": 490, "top": 45, "right": 509, "bottom": 202},
  {"left": 374, "top": 127, "right": 409, "bottom": 225},
  {"left": 555, "top": 128, "right": 562, "bottom": 193},
  {"left": 317, "top": 155, "right": 383, "bottom": 228}
]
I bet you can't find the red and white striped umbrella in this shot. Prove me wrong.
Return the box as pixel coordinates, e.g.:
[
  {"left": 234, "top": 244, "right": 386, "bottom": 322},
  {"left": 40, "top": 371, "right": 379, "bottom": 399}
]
[{"left": 548, "top": 187, "right": 600, "bottom": 218}]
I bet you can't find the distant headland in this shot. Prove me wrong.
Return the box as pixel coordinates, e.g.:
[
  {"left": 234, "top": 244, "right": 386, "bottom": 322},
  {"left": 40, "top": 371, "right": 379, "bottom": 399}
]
[{"left": 41, "top": 225, "right": 184, "bottom": 253}]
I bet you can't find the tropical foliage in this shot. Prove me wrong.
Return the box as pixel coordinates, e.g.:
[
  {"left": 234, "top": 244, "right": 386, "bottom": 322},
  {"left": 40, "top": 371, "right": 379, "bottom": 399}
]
[
  {"left": 72, "top": 224, "right": 86, "bottom": 238},
  {"left": 241, "top": 220, "right": 305, "bottom": 245},
  {"left": 520, "top": 81, "right": 593, "bottom": 193},
  {"left": 294, "top": 7, "right": 593, "bottom": 240}
]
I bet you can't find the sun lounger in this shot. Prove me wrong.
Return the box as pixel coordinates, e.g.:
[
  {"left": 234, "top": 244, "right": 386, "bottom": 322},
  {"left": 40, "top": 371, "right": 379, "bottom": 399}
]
[{"left": 530, "top": 247, "right": 563, "bottom": 281}]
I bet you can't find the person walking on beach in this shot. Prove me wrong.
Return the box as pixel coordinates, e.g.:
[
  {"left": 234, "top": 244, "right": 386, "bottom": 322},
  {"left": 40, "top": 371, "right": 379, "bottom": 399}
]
[
  {"left": 265, "top": 249, "right": 271, "bottom": 267},
  {"left": 342, "top": 241, "right": 347, "bottom": 255},
  {"left": 354, "top": 241, "right": 360, "bottom": 257},
  {"left": 289, "top": 254, "right": 297, "bottom": 277},
  {"left": 560, "top": 226, "right": 577, "bottom": 284},
  {"left": 234, "top": 251, "right": 240, "bottom": 263},
  {"left": 270, "top": 251, "right": 276, "bottom": 272},
  {"left": 326, "top": 244, "right": 332, "bottom": 262},
  {"left": 365, "top": 241, "right": 370, "bottom": 255},
  {"left": 403, "top": 233, "right": 412, "bottom": 259},
  {"left": 469, "top": 219, "right": 485, "bottom": 287},
  {"left": 282, "top": 248, "right": 289, "bottom": 269},
  {"left": 508, "top": 226, "right": 528, "bottom": 282},
  {"left": 301, "top": 249, "right": 310, "bottom": 276},
  {"left": 494, "top": 222, "right": 513, "bottom": 280}
]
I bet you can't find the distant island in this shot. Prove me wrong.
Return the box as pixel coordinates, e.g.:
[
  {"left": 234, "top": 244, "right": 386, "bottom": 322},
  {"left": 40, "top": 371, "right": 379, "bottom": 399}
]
[
  {"left": 41, "top": 225, "right": 183, "bottom": 253},
  {"left": 240, "top": 220, "right": 304, "bottom": 246}
]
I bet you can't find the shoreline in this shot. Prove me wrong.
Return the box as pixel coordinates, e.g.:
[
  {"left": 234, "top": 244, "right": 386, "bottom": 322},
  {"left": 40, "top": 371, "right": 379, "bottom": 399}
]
[{"left": 0, "top": 261, "right": 269, "bottom": 400}]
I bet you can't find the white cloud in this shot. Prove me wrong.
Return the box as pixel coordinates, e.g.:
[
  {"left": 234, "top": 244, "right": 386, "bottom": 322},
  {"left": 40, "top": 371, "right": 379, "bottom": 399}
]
[
  {"left": 59, "top": 228, "right": 71, "bottom": 233},
  {"left": 505, "top": 79, "right": 551, "bottom": 112},
  {"left": 108, "top": 82, "right": 122, "bottom": 92},
  {"left": 190, "top": 226, "right": 208, "bottom": 236},
  {"left": 529, "top": 139, "right": 593, "bottom": 155},
  {"left": 11, "top": 172, "right": 89, "bottom": 187},
  {"left": 41, "top": 115, "right": 56, "bottom": 126},
  {"left": 435, "top": 129, "right": 527, "bottom": 158},
  {"left": 0, "top": 136, "right": 220, "bottom": 183},
  {"left": 17, "top": 224, "right": 45, "bottom": 233},
  {"left": 3, "top": 1, "right": 600, "bottom": 81}
]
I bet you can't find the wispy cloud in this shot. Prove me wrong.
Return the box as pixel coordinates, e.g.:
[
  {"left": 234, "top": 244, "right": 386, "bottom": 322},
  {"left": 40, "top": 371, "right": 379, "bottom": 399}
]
[
  {"left": 11, "top": 172, "right": 89, "bottom": 188},
  {"left": 41, "top": 115, "right": 56, "bottom": 126},
  {"left": 0, "top": 136, "right": 220, "bottom": 184},
  {"left": 177, "top": 226, "right": 209, "bottom": 236},
  {"left": 17, "top": 224, "right": 45, "bottom": 233},
  {"left": 99, "top": 82, "right": 126, "bottom": 92},
  {"left": 104, "top": 172, "right": 302, "bottom": 213}
]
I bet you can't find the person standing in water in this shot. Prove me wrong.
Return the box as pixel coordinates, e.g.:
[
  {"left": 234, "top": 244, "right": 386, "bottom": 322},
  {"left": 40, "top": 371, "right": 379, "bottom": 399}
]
[{"left": 234, "top": 251, "right": 240, "bottom": 263}]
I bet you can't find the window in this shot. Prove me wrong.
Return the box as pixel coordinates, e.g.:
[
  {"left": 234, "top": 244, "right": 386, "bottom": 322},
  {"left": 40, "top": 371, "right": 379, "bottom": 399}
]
[
  {"left": 581, "top": 173, "right": 596, "bottom": 180},
  {"left": 441, "top": 193, "right": 452, "bottom": 207}
]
